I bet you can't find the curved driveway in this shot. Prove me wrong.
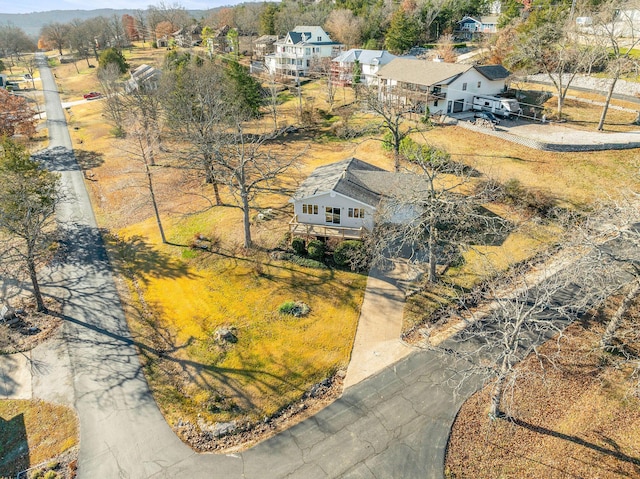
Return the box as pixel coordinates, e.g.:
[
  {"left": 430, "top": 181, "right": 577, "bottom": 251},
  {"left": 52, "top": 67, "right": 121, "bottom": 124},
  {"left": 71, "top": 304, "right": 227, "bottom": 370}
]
[{"left": 35, "top": 53, "right": 483, "bottom": 479}]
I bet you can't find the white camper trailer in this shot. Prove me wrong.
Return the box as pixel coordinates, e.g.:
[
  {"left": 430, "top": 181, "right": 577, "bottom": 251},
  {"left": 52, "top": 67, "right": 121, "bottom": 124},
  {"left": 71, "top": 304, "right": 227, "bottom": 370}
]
[{"left": 472, "top": 95, "right": 520, "bottom": 119}]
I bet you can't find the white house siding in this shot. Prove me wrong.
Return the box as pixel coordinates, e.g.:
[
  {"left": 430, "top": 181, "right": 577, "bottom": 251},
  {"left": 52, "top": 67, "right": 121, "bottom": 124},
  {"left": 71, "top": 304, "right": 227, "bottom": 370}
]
[
  {"left": 294, "top": 192, "right": 375, "bottom": 231},
  {"left": 445, "top": 69, "right": 505, "bottom": 113}
]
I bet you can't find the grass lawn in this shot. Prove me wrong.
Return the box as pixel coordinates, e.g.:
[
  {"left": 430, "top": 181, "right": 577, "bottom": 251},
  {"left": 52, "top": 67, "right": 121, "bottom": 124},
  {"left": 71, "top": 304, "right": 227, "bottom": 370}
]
[
  {"left": 0, "top": 400, "right": 78, "bottom": 477},
  {"left": 445, "top": 312, "right": 640, "bottom": 479}
]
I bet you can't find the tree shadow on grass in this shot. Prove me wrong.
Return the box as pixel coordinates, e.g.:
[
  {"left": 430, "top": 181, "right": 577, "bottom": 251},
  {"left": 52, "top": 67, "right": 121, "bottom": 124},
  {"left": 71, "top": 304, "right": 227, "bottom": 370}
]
[
  {"left": 0, "top": 413, "right": 29, "bottom": 477},
  {"left": 74, "top": 149, "right": 105, "bottom": 171},
  {"left": 508, "top": 417, "right": 640, "bottom": 469}
]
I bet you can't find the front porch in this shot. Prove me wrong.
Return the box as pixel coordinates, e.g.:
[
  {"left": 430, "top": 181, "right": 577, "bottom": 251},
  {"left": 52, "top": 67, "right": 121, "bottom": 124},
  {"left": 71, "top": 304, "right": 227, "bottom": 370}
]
[{"left": 289, "top": 215, "right": 366, "bottom": 239}]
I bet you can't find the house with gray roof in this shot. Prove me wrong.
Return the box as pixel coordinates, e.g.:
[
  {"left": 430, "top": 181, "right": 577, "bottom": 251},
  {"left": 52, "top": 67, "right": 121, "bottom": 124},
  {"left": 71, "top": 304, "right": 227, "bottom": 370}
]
[
  {"left": 456, "top": 15, "right": 500, "bottom": 39},
  {"left": 376, "top": 58, "right": 511, "bottom": 115},
  {"left": 265, "top": 26, "right": 343, "bottom": 78},
  {"left": 331, "top": 49, "right": 403, "bottom": 86},
  {"left": 289, "top": 157, "right": 424, "bottom": 239}
]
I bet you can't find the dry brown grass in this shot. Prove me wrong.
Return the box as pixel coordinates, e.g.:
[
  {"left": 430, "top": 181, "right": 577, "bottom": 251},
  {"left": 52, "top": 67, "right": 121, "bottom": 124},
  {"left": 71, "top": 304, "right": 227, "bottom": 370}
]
[
  {"left": 445, "top": 317, "right": 640, "bottom": 479},
  {"left": 0, "top": 400, "right": 78, "bottom": 477}
]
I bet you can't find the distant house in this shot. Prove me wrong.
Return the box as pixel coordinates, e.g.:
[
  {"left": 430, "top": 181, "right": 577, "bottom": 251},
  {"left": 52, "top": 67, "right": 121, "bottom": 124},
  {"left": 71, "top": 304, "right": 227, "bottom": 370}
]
[
  {"left": 265, "top": 26, "right": 343, "bottom": 78},
  {"left": 456, "top": 15, "right": 500, "bottom": 39},
  {"left": 0, "top": 74, "right": 6, "bottom": 89},
  {"left": 289, "top": 157, "right": 424, "bottom": 239},
  {"left": 331, "top": 49, "right": 402, "bottom": 86},
  {"left": 125, "top": 64, "right": 162, "bottom": 92},
  {"left": 173, "top": 24, "right": 203, "bottom": 47},
  {"left": 253, "top": 35, "right": 279, "bottom": 61},
  {"left": 206, "top": 25, "right": 232, "bottom": 55},
  {"left": 376, "top": 59, "right": 511, "bottom": 115}
]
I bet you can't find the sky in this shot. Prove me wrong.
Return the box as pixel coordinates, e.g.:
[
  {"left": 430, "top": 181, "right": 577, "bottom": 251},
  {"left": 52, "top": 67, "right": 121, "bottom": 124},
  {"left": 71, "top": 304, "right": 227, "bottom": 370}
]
[{"left": 1, "top": 0, "right": 237, "bottom": 15}]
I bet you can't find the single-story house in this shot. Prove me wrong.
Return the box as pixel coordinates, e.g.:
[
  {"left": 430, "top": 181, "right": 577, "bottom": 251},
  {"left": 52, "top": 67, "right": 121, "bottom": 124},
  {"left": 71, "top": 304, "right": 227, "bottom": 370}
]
[
  {"left": 331, "top": 49, "right": 403, "bottom": 86},
  {"left": 289, "top": 157, "right": 425, "bottom": 239},
  {"left": 456, "top": 15, "right": 499, "bottom": 39},
  {"left": 376, "top": 59, "right": 511, "bottom": 115},
  {"left": 125, "top": 64, "right": 162, "bottom": 92}
]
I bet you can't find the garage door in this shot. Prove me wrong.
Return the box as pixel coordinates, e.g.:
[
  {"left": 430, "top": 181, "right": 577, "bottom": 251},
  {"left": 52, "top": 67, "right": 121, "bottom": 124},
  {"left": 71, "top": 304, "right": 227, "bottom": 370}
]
[{"left": 453, "top": 99, "right": 464, "bottom": 113}]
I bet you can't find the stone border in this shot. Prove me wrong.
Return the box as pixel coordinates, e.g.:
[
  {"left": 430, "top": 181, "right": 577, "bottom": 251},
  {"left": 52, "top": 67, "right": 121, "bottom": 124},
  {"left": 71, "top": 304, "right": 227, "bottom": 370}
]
[{"left": 457, "top": 120, "right": 640, "bottom": 152}]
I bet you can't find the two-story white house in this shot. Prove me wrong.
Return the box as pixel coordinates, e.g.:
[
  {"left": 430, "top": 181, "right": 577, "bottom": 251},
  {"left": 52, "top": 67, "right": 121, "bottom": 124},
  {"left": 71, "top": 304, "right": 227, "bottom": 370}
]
[
  {"left": 376, "top": 59, "right": 511, "bottom": 115},
  {"left": 331, "top": 49, "right": 403, "bottom": 86},
  {"left": 265, "top": 26, "right": 343, "bottom": 78}
]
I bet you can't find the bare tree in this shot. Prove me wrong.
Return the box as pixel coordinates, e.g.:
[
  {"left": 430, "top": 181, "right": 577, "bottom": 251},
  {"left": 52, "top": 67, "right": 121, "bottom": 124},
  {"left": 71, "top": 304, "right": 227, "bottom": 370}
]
[
  {"left": 213, "top": 123, "right": 302, "bottom": 249},
  {"left": 372, "top": 142, "right": 506, "bottom": 282},
  {"left": 41, "top": 22, "right": 70, "bottom": 56},
  {"left": 119, "top": 117, "right": 167, "bottom": 244},
  {"left": 361, "top": 85, "right": 412, "bottom": 172},
  {"left": 97, "top": 63, "right": 127, "bottom": 137},
  {"left": 310, "top": 57, "right": 338, "bottom": 112},
  {"left": 133, "top": 10, "right": 149, "bottom": 44},
  {"left": 160, "top": 61, "right": 231, "bottom": 206},
  {"left": 591, "top": 1, "right": 640, "bottom": 130},
  {"left": 324, "top": 9, "right": 365, "bottom": 48},
  {"left": 507, "top": 8, "right": 587, "bottom": 118},
  {"left": 0, "top": 139, "right": 60, "bottom": 312}
]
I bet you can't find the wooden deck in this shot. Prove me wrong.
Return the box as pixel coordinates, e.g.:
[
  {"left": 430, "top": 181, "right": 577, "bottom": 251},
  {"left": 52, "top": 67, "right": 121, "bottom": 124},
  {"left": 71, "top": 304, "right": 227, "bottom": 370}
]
[{"left": 289, "top": 216, "right": 365, "bottom": 239}]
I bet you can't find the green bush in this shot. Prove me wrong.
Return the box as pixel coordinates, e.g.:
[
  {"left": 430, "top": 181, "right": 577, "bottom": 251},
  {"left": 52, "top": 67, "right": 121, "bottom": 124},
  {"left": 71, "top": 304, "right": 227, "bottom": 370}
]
[
  {"left": 291, "top": 236, "right": 306, "bottom": 255},
  {"left": 43, "top": 471, "right": 58, "bottom": 479},
  {"left": 307, "top": 239, "right": 326, "bottom": 261},
  {"left": 278, "top": 300, "right": 310, "bottom": 317},
  {"left": 334, "top": 240, "right": 364, "bottom": 267}
]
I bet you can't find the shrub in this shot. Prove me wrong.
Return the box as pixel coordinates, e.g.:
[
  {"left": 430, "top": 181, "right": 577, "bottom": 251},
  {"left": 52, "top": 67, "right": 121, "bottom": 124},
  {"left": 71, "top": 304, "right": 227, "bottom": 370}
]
[
  {"left": 307, "top": 239, "right": 325, "bottom": 261},
  {"left": 291, "top": 236, "right": 306, "bottom": 255},
  {"left": 278, "top": 300, "right": 310, "bottom": 317},
  {"left": 334, "top": 240, "right": 364, "bottom": 267},
  {"left": 43, "top": 471, "right": 58, "bottom": 479}
]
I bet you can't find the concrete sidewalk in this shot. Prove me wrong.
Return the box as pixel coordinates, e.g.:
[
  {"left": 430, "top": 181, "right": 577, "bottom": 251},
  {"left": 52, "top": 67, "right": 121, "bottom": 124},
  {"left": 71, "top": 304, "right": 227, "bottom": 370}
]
[{"left": 344, "top": 259, "right": 419, "bottom": 388}]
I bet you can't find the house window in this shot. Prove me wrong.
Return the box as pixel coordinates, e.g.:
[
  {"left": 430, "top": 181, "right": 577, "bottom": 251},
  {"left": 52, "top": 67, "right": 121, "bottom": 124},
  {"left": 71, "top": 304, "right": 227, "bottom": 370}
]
[
  {"left": 305, "top": 48, "right": 310, "bottom": 55},
  {"left": 317, "top": 36, "right": 322, "bottom": 41},
  {"left": 302, "top": 204, "right": 318, "bottom": 215},
  {"left": 477, "top": 81, "right": 481, "bottom": 88},
  {"left": 434, "top": 100, "right": 438, "bottom": 107},
  {"left": 325, "top": 207, "right": 341, "bottom": 224},
  {"left": 462, "top": 82, "right": 467, "bottom": 91},
  {"left": 348, "top": 208, "right": 365, "bottom": 218}
]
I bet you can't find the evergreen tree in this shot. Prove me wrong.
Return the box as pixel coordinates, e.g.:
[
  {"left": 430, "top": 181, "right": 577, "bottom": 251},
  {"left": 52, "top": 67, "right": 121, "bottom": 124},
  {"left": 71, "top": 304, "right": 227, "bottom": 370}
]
[
  {"left": 98, "top": 47, "right": 130, "bottom": 74},
  {"left": 225, "top": 60, "right": 263, "bottom": 118},
  {"left": 260, "top": 3, "right": 278, "bottom": 35},
  {"left": 385, "top": 8, "right": 419, "bottom": 54}
]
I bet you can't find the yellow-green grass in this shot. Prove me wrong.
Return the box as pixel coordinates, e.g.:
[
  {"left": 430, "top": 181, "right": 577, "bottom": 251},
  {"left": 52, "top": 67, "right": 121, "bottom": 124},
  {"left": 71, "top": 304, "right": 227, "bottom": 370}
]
[
  {"left": 424, "top": 125, "right": 640, "bottom": 206},
  {"left": 106, "top": 215, "right": 366, "bottom": 430},
  {"left": 0, "top": 400, "right": 78, "bottom": 477}
]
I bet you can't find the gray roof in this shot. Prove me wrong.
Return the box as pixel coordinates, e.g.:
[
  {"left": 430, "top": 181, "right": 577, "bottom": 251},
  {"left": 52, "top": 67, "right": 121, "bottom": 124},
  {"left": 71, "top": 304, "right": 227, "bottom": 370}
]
[
  {"left": 332, "top": 49, "right": 399, "bottom": 66},
  {"left": 377, "top": 59, "right": 472, "bottom": 87},
  {"left": 293, "top": 157, "right": 430, "bottom": 207},
  {"left": 254, "top": 35, "right": 278, "bottom": 45},
  {"left": 475, "top": 64, "right": 511, "bottom": 80}
]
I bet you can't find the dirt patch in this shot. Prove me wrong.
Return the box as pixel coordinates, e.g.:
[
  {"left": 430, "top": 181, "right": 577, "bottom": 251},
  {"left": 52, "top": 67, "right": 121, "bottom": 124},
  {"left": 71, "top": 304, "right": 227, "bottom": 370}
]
[{"left": 0, "top": 298, "right": 63, "bottom": 354}]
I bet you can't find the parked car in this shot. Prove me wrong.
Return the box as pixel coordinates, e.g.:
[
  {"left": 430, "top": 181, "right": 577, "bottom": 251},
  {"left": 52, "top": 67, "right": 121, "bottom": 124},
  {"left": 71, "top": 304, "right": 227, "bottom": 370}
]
[
  {"left": 474, "top": 111, "right": 500, "bottom": 124},
  {"left": 83, "top": 91, "right": 102, "bottom": 100}
]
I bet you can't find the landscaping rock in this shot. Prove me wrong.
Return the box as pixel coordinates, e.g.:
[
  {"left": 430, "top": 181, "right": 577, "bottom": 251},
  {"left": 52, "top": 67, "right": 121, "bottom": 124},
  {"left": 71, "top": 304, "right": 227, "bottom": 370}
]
[{"left": 214, "top": 327, "right": 238, "bottom": 344}]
